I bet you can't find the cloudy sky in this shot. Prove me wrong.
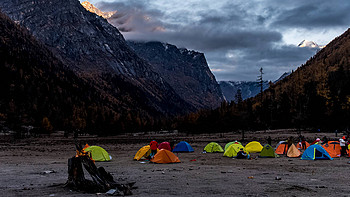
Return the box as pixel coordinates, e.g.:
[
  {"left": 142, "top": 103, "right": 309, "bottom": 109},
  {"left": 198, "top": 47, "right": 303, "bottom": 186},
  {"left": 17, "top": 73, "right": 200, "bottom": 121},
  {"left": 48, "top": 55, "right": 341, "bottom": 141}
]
[{"left": 81, "top": 0, "right": 350, "bottom": 81}]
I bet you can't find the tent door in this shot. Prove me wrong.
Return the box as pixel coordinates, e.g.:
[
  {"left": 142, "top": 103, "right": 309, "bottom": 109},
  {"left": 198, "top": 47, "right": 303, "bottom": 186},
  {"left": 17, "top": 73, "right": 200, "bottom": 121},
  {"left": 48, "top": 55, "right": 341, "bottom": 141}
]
[{"left": 315, "top": 149, "right": 323, "bottom": 159}]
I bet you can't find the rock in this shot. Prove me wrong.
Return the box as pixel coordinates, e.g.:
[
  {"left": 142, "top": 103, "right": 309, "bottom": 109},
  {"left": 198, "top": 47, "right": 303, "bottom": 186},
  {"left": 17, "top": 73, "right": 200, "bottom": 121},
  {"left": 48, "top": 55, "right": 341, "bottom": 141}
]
[
  {"left": 275, "top": 177, "right": 281, "bottom": 180},
  {"left": 128, "top": 41, "right": 224, "bottom": 110}
]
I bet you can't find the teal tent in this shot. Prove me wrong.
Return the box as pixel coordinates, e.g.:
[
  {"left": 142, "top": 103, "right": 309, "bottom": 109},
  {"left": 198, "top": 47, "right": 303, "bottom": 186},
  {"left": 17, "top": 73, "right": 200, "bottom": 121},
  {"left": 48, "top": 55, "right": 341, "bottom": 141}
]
[{"left": 301, "top": 144, "right": 333, "bottom": 160}]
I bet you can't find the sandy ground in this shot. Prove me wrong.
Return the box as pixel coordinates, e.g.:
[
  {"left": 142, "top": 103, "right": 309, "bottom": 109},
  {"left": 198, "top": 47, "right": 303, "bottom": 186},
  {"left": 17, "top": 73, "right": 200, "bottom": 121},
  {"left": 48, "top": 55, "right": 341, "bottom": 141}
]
[{"left": 0, "top": 130, "right": 349, "bottom": 197}]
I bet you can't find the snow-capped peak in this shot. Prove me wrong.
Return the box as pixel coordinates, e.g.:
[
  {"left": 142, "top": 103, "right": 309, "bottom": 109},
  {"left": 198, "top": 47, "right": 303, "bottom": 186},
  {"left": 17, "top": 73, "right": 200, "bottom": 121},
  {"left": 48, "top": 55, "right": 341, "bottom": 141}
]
[{"left": 298, "top": 40, "right": 322, "bottom": 48}]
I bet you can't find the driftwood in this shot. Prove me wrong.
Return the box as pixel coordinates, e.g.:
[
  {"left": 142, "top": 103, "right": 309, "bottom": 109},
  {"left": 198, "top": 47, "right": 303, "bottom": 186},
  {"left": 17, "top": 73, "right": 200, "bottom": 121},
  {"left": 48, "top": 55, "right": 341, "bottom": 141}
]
[{"left": 64, "top": 141, "right": 135, "bottom": 195}]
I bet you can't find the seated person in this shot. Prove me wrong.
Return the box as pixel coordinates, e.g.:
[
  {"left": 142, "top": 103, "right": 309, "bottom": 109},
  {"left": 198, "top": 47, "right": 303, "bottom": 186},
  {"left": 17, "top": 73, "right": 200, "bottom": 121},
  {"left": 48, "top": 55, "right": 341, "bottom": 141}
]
[{"left": 236, "top": 148, "right": 248, "bottom": 159}]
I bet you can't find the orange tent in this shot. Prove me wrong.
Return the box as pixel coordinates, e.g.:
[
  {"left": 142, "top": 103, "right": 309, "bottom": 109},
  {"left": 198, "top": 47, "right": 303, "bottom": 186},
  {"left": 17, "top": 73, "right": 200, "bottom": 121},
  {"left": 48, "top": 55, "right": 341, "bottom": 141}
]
[
  {"left": 322, "top": 141, "right": 341, "bottom": 158},
  {"left": 275, "top": 142, "right": 289, "bottom": 154},
  {"left": 287, "top": 144, "right": 301, "bottom": 157},
  {"left": 297, "top": 141, "right": 310, "bottom": 149},
  {"left": 296, "top": 141, "right": 310, "bottom": 150},
  {"left": 150, "top": 149, "right": 180, "bottom": 164}
]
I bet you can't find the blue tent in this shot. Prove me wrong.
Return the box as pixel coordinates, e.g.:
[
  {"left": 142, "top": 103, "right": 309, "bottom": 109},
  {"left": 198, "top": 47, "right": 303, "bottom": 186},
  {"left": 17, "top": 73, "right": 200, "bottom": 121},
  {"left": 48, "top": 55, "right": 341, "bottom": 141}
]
[
  {"left": 172, "top": 141, "right": 194, "bottom": 152},
  {"left": 301, "top": 144, "right": 333, "bottom": 160}
]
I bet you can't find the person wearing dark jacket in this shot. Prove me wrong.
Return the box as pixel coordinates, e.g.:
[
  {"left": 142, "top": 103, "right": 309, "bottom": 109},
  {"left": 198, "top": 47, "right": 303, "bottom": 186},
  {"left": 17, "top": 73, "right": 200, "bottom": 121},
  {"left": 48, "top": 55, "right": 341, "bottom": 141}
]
[{"left": 236, "top": 148, "right": 248, "bottom": 159}]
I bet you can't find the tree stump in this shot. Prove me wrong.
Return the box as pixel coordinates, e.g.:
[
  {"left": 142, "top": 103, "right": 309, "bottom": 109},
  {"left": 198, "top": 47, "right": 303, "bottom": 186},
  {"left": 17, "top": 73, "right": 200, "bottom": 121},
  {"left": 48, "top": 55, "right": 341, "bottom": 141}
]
[{"left": 65, "top": 142, "right": 135, "bottom": 195}]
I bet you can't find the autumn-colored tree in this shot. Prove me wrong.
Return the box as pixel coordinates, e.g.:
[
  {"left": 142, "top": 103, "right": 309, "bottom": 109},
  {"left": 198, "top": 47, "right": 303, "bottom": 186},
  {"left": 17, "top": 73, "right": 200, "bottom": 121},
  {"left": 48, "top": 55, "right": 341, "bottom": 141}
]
[{"left": 42, "top": 117, "right": 53, "bottom": 133}]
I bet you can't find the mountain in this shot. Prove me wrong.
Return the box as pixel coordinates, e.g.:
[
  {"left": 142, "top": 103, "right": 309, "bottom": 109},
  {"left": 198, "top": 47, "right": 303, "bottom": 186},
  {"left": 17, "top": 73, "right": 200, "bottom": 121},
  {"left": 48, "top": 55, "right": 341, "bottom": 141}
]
[
  {"left": 0, "top": 0, "right": 195, "bottom": 119},
  {"left": 262, "top": 29, "right": 350, "bottom": 129},
  {"left": 0, "top": 10, "right": 121, "bottom": 132},
  {"left": 81, "top": 1, "right": 116, "bottom": 19},
  {"left": 219, "top": 81, "right": 269, "bottom": 102},
  {"left": 178, "top": 28, "right": 350, "bottom": 132},
  {"left": 274, "top": 72, "right": 291, "bottom": 83},
  {"left": 298, "top": 40, "right": 324, "bottom": 49},
  {"left": 127, "top": 41, "right": 225, "bottom": 109}
]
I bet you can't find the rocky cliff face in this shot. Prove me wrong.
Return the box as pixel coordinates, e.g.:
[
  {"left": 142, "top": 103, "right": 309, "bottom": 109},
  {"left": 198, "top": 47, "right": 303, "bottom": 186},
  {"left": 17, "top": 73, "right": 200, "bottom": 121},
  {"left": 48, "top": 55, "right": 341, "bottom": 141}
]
[
  {"left": 81, "top": 1, "right": 116, "bottom": 19},
  {"left": 128, "top": 41, "right": 225, "bottom": 109},
  {"left": 0, "top": 0, "right": 194, "bottom": 116}
]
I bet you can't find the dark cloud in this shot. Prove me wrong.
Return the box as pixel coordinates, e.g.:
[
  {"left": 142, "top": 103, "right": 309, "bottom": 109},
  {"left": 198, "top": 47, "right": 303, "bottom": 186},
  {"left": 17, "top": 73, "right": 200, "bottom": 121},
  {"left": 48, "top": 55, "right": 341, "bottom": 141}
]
[
  {"left": 91, "top": 0, "right": 349, "bottom": 81},
  {"left": 125, "top": 27, "right": 282, "bottom": 51},
  {"left": 209, "top": 45, "right": 318, "bottom": 81},
  {"left": 97, "top": 1, "right": 166, "bottom": 33},
  {"left": 272, "top": 2, "right": 350, "bottom": 28}
]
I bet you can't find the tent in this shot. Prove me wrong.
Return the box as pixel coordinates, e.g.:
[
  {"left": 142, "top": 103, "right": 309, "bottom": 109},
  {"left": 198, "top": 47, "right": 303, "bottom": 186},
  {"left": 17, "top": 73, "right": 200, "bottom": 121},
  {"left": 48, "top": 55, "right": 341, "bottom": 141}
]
[
  {"left": 223, "top": 144, "right": 249, "bottom": 157},
  {"left": 172, "top": 141, "right": 194, "bottom": 152},
  {"left": 260, "top": 144, "right": 279, "bottom": 158},
  {"left": 275, "top": 141, "right": 286, "bottom": 149},
  {"left": 275, "top": 141, "right": 289, "bottom": 155},
  {"left": 224, "top": 141, "right": 242, "bottom": 150},
  {"left": 301, "top": 144, "right": 333, "bottom": 160},
  {"left": 322, "top": 141, "right": 341, "bottom": 158},
  {"left": 150, "top": 149, "right": 181, "bottom": 164},
  {"left": 287, "top": 144, "right": 301, "bottom": 157},
  {"left": 296, "top": 141, "right": 310, "bottom": 150},
  {"left": 204, "top": 142, "right": 224, "bottom": 153},
  {"left": 245, "top": 141, "right": 263, "bottom": 153},
  {"left": 84, "top": 146, "right": 111, "bottom": 162},
  {"left": 158, "top": 142, "right": 171, "bottom": 151},
  {"left": 134, "top": 145, "right": 152, "bottom": 160}
]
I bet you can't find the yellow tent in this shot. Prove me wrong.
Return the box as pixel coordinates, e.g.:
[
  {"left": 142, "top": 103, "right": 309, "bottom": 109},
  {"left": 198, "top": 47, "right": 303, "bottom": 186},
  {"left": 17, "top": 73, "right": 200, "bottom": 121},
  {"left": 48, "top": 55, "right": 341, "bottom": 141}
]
[
  {"left": 287, "top": 144, "right": 301, "bottom": 158},
  {"left": 223, "top": 144, "right": 249, "bottom": 157},
  {"left": 84, "top": 146, "right": 111, "bottom": 162},
  {"left": 204, "top": 142, "right": 224, "bottom": 153},
  {"left": 134, "top": 145, "right": 152, "bottom": 160},
  {"left": 245, "top": 141, "right": 263, "bottom": 153}
]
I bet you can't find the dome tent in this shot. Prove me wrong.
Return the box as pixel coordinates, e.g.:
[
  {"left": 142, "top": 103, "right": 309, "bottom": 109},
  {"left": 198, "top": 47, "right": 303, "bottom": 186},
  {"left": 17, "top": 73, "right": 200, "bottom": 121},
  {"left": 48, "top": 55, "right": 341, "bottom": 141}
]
[
  {"left": 301, "top": 145, "right": 333, "bottom": 160},
  {"left": 172, "top": 141, "right": 194, "bottom": 152},
  {"left": 134, "top": 145, "right": 152, "bottom": 160},
  {"left": 260, "top": 144, "right": 279, "bottom": 158},
  {"left": 223, "top": 144, "right": 248, "bottom": 157},
  {"left": 151, "top": 149, "right": 181, "bottom": 164},
  {"left": 84, "top": 145, "right": 111, "bottom": 162},
  {"left": 245, "top": 141, "right": 263, "bottom": 153},
  {"left": 224, "top": 141, "right": 242, "bottom": 150},
  {"left": 204, "top": 142, "right": 224, "bottom": 153},
  {"left": 158, "top": 142, "right": 171, "bottom": 151}
]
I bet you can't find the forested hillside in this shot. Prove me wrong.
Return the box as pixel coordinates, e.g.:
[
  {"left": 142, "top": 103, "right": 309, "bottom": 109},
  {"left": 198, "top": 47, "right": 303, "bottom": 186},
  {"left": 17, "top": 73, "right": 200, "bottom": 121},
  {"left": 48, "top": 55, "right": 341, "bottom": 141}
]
[{"left": 175, "top": 28, "right": 350, "bottom": 133}]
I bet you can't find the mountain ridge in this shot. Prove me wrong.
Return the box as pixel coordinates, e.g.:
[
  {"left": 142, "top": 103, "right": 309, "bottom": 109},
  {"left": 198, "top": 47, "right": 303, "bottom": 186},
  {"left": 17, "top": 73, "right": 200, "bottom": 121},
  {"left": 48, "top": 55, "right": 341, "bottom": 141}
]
[
  {"left": 127, "top": 41, "right": 225, "bottom": 109},
  {"left": 0, "top": 0, "right": 195, "bottom": 118}
]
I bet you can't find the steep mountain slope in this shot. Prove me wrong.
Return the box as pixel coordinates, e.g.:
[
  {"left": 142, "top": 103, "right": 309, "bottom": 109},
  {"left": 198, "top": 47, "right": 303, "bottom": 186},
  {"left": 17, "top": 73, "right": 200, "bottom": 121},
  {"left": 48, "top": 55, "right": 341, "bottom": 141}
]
[
  {"left": 0, "top": 11, "right": 117, "bottom": 131},
  {"left": 262, "top": 28, "right": 350, "bottom": 128},
  {"left": 219, "top": 81, "right": 269, "bottom": 102},
  {"left": 128, "top": 41, "right": 224, "bottom": 109},
  {"left": 0, "top": 0, "right": 194, "bottom": 117}
]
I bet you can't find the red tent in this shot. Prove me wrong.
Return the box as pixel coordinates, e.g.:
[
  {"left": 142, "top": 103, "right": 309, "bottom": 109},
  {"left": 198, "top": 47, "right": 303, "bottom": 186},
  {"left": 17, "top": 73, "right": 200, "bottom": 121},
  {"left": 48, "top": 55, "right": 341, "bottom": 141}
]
[{"left": 158, "top": 142, "right": 171, "bottom": 151}]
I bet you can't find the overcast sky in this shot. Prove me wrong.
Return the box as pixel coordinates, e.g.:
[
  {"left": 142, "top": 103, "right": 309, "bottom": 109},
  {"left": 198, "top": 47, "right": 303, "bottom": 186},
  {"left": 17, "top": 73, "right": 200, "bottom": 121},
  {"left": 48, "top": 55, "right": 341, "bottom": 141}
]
[{"left": 81, "top": 0, "right": 350, "bottom": 81}]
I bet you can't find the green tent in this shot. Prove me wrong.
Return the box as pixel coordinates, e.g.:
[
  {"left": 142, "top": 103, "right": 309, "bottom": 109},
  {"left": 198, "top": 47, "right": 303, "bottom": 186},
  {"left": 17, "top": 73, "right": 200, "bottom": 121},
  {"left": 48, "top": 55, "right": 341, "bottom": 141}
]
[
  {"left": 223, "top": 144, "right": 249, "bottom": 157},
  {"left": 259, "top": 144, "right": 279, "bottom": 158},
  {"left": 224, "top": 141, "right": 242, "bottom": 150},
  {"left": 204, "top": 142, "right": 224, "bottom": 153},
  {"left": 84, "top": 146, "right": 111, "bottom": 162}
]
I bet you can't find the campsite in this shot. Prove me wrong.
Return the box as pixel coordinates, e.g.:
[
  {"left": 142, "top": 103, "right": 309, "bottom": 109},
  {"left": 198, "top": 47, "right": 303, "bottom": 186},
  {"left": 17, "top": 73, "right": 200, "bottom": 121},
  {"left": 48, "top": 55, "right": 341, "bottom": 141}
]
[{"left": 1, "top": 129, "right": 350, "bottom": 196}]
